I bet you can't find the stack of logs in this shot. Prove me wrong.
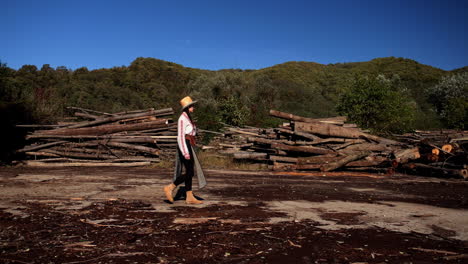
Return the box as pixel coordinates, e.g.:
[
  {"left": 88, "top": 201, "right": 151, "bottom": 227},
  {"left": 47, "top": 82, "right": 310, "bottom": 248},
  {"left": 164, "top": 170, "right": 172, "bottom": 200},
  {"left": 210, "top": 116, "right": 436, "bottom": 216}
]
[
  {"left": 17, "top": 107, "right": 177, "bottom": 167},
  {"left": 393, "top": 130, "right": 467, "bottom": 179},
  {"left": 215, "top": 110, "right": 467, "bottom": 179}
]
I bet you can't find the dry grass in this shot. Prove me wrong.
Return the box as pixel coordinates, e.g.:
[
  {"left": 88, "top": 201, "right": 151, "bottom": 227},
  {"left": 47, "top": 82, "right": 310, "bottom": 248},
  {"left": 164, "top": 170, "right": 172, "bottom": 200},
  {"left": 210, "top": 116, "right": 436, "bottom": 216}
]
[
  {"left": 150, "top": 150, "right": 269, "bottom": 171},
  {"left": 197, "top": 150, "right": 269, "bottom": 171}
]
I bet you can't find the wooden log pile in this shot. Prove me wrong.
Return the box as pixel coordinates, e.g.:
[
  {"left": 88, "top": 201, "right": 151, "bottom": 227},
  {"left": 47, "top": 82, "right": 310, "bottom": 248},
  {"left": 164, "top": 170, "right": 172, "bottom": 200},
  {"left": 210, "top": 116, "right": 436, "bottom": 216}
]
[
  {"left": 213, "top": 110, "right": 467, "bottom": 180},
  {"left": 16, "top": 107, "right": 177, "bottom": 167},
  {"left": 393, "top": 130, "right": 468, "bottom": 179}
]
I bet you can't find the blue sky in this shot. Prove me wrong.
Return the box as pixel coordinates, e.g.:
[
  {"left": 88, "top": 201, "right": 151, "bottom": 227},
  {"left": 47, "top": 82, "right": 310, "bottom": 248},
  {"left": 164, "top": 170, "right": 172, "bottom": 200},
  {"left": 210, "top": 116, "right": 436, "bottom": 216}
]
[{"left": 2, "top": 0, "right": 467, "bottom": 71}]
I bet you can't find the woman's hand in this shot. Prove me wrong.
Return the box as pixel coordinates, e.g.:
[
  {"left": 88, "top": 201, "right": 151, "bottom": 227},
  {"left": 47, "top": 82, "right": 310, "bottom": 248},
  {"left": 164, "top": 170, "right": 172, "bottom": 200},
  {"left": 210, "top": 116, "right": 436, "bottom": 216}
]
[{"left": 184, "top": 154, "right": 191, "bottom": 160}]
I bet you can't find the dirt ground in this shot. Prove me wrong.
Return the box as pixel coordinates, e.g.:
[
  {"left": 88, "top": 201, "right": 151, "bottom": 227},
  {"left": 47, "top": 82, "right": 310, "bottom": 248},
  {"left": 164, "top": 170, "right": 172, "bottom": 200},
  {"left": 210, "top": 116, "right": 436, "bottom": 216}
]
[{"left": 0, "top": 166, "right": 467, "bottom": 264}]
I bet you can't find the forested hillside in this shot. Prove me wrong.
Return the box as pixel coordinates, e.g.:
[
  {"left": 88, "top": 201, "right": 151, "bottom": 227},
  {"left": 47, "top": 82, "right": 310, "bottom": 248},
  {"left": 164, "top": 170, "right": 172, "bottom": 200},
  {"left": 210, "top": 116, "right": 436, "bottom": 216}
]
[{"left": 1, "top": 56, "right": 466, "bottom": 136}]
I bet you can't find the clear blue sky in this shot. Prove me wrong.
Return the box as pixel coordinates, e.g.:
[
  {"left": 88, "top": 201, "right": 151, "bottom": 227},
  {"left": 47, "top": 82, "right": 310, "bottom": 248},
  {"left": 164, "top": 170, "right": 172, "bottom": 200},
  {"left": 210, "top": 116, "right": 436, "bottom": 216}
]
[{"left": 2, "top": 0, "right": 467, "bottom": 71}]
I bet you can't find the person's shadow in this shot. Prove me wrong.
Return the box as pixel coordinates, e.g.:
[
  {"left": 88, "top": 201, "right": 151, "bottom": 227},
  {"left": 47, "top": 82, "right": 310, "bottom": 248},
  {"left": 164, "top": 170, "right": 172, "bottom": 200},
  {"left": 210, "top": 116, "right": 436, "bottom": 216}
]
[{"left": 174, "top": 186, "right": 187, "bottom": 201}]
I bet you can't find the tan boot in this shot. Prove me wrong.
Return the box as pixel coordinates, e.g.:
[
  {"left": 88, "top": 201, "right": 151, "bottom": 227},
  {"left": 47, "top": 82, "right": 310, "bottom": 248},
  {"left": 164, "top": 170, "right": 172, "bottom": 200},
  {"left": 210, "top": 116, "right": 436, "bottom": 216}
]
[
  {"left": 186, "top": 191, "right": 203, "bottom": 204},
  {"left": 163, "top": 183, "right": 176, "bottom": 202}
]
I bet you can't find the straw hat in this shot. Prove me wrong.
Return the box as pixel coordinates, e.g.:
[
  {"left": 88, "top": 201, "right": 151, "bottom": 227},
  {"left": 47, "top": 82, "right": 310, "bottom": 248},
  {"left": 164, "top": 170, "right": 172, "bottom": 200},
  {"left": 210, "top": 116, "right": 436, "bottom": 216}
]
[{"left": 180, "top": 96, "right": 197, "bottom": 110}]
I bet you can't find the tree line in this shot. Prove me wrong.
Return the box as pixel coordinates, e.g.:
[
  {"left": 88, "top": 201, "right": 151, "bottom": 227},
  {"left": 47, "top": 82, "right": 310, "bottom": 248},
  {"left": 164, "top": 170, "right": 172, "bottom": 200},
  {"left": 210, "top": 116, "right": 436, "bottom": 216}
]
[{"left": 0, "top": 56, "right": 466, "bottom": 162}]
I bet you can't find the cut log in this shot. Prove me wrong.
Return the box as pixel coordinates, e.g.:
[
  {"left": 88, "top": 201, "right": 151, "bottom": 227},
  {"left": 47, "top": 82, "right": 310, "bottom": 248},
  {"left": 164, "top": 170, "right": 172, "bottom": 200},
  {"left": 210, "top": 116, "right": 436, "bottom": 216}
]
[
  {"left": 75, "top": 112, "right": 100, "bottom": 120},
  {"left": 132, "top": 124, "right": 177, "bottom": 134},
  {"left": 40, "top": 149, "right": 119, "bottom": 160},
  {"left": 296, "top": 154, "right": 340, "bottom": 165},
  {"left": 16, "top": 124, "right": 67, "bottom": 128},
  {"left": 442, "top": 144, "right": 453, "bottom": 153},
  {"left": 29, "top": 157, "right": 160, "bottom": 163},
  {"left": 292, "top": 130, "right": 321, "bottom": 141},
  {"left": 52, "top": 145, "right": 126, "bottom": 154},
  {"left": 403, "top": 163, "right": 467, "bottom": 179},
  {"left": 269, "top": 155, "right": 298, "bottom": 163},
  {"left": 228, "top": 128, "right": 267, "bottom": 137},
  {"left": 117, "top": 116, "right": 158, "bottom": 124},
  {"left": 272, "top": 162, "right": 297, "bottom": 171},
  {"left": 345, "top": 156, "right": 389, "bottom": 167},
  {"left": 393, "top": 147, "right": 421, "bottom": 163},
  {"left": 338, "top": 143, "right": 394, "bottom": 154},
  {"left": 17, "top": 141, "right": 68, "bottom": 153},
  {"left": 332, "top": 140, "right": 366, "bottom": 150},
  {"left": 320, "top": 151, "right": 371, "bottom": 172},
  {"left": 36, "top": 119, "right": 169, "bottom": 136},
  {"left": 274, "top": 128, "right": 321, "bottom": 141},
  {"left": 247, "top": 137, "right": 288, "bottom": 145},
  {"left": 295, "top": 121, "right": 401, "bottom": 145},
  {"left": 219, "top": 143, "right": 254, "bottom": 149},
  {"left": 106, "top": 142, "right": 160, "bottom": 156},
  {"left": 64, "top": 108, "right": 172, "bottom": 129},
  {"left": 271, "top": 143, "right": 335, "bottom": 155},
  {"left": 67, "top": 106, "right": 113, "bottom": 116},
  {"left": 311, "top": 116, "right": 347, "bottom": 125},
  {"left": 270, "top": 110, "right": 319, "bottom": 123},
  {"left": 295, "top": 121, "right": 361, "bottom": 138},
  {"left": 295, "top": 164, "right": 322, "bottom": 170},
  {"left": 25, "top": 151, "right": 61, "bottom": 157},
  {"left": 421, "top": 142, "right": 456, "bottom": 156},
  {"left": 92, "top": 137, "right": 156, "bottom": 144},
  {"left": 25, "top": 161, "right": 151, "bottom": 167},
  {"left": 269, "top": 110, "right": 347, "bottom": 125},
  {"left": 233, "top": 152, "right": 268, "bottom": 160},
  {"left": 112, "top": 108, "right": 158, "bottom": 115}
]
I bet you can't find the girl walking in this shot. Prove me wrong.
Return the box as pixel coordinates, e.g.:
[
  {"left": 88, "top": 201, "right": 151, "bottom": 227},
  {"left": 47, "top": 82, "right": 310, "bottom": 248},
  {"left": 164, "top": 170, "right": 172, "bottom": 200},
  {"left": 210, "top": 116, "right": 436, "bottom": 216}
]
[{"left": 163, "top": 96, "right": 203, "bottom": 204}]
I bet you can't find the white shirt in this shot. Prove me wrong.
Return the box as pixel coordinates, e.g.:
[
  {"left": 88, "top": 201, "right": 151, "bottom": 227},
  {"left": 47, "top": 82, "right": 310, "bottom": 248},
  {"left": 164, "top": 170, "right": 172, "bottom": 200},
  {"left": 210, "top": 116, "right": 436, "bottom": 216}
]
[{"left": 177, "top": 112, "right": 196, "bottom": 158}]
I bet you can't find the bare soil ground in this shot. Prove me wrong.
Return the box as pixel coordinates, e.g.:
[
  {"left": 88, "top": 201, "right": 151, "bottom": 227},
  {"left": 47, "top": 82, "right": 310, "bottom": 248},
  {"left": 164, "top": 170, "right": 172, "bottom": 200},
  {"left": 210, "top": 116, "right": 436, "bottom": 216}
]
[{"left": 0, "top": 166, "right": 467, "bottom": 263}]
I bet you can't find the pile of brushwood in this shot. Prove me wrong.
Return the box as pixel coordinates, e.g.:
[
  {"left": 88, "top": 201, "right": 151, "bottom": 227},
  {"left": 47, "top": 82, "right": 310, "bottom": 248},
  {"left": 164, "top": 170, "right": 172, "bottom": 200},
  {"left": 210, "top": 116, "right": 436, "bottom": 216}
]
[
  {"left": 213, "top": 110, "right": 467, "bottom": 180},
  {"left": 16, "top": 107, "right": 176, "bottom": 167}
]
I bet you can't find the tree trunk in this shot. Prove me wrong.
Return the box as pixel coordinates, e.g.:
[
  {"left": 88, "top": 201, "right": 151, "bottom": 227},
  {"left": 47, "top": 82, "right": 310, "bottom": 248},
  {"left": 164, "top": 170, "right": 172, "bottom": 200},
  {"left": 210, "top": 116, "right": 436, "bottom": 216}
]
[
  {"left": 26, "top": 151, "right": 61, "bottom": 157},
  {"left": 269, "top": 109, "right": 320, "bottom": 123},
  {"left": 338, "top": 143, "right": 394, "bottom": 154},
  {"left": 296, "top": 154, "right": 340, "bottom": 164},
  {"left": 271, "top": 143, "right": 336, "bottom": 155},
  {"left": 106, "top": 142, "right": 160, "bottom": 156},
  {"left": 403, "top": 163, "right": 467, "bottom": 179},
  {"left": 91, "top": 137, "right": 157, "bottom": 144},
  {"left": 247, "top": 137, "right": 288, "bottom": 145},
  {"left": 272, "top": 162, "right": 297, "bottom": 171},
  {"left": 393, "top": 147, "right": 420, "bottom": 164},
  {"left": 38, "top": 119, "right": 169, "bottom": 136},
  {"left": 64, "top": 108, "right": 172, "bottom": 129},
  {"left": 320, "top": 151, "right": 371, "bottom": 172},
  {"left": 233, "top": 152, "right": 268, "bottom": 160},
  {"left": 25, "top": 161, "right": 151, "bottom": 167},
  {"left": 67, "top": 106, "right": 113, "bottom": 116},
  {"left": 269, "top": 155, "right": 298, "bottom": 163},
  {"left": 75, "top": 112, "right": 100, "bottom": 120},
  {"left": 274, "top": 128, "right": 321, "bottom": 141},
  {"left": 17, "top": 141, "right": 68, "bottom": 153},
  {"left": 345, "top": 156, "right": 389, "bottom": 167},
  {"left": 42, "top": 149, "right": 119, "bottom": 160},
  {"left": 295, "top": 121, "right": 401, "bottom": 145},
  {"left": 295, "top": 164, "right": 322, "bottom": 170},
  {"left": 269, "top": 109, "right": 347, "bottom": 125}
]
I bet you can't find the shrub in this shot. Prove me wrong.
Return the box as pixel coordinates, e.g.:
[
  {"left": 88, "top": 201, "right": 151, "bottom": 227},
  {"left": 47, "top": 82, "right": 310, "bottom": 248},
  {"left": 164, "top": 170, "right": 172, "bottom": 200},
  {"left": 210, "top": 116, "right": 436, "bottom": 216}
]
[
  {"left": 337, "top": 75, "right": 415, "bottom": 134},
  {"left": 427, "top": 72, "right": 468, "bottom": 129}
]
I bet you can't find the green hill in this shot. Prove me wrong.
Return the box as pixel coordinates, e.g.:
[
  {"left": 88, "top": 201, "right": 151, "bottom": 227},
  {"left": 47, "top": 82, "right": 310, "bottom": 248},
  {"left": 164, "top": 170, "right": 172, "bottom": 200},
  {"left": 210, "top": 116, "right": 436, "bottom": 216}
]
[{"left": 0, "top": 56, "right": 463, "bottom": 128}]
